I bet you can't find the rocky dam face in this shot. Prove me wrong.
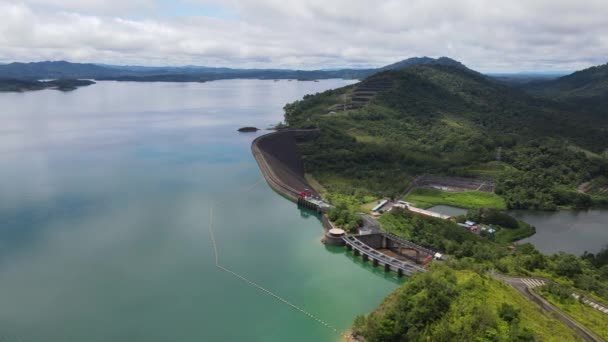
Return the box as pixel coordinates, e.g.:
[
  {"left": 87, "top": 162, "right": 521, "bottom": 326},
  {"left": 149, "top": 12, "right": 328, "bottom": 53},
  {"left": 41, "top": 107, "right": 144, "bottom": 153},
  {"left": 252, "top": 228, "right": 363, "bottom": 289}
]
[{"left": 253, "top": 130, "right": 319, "bottom": 198}]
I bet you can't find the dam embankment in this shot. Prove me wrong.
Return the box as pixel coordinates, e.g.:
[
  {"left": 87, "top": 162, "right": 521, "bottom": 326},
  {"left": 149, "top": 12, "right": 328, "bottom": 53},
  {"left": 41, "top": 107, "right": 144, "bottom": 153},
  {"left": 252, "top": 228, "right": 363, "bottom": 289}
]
[{"left": 251, "top": 129, "right": 320, "bottom": 201}]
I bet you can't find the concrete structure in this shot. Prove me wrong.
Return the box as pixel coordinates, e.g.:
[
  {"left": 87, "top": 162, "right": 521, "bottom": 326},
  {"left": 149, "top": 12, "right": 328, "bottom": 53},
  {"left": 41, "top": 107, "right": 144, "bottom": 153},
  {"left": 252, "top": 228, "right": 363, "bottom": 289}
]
[
  {"left": 342, "top": 232, "right": 434, "bottom": 276},
  {"left": 371, "top": 199, "right": 388, "bottom": 212},
  {"left": 392, "top": 201, "right": 451, "bottom": 220},
  {"left": 251, "top": 129, "right": 321, "bottom": 202},
  {"left": 323, "top": 228, "right": 346, "bottom": 246},
  {"left": 297, "top": 196, "right": 330, "bottom": 213}
]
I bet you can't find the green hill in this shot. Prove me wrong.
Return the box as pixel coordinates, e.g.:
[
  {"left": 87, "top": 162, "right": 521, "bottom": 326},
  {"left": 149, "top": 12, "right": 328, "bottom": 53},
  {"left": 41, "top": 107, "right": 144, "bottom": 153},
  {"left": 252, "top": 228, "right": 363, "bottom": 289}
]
[
  {"left": 284, "top": 63, "right": 608, "bottom": 210},
  {"left": 353, "top": 208, "right": 608, "bottom": 342},
  {"left": 353, "top": 266, "right": 582, "bottom": 342},
  {"left": 523, "top": 62, "right": 608, "bottom": 116}
]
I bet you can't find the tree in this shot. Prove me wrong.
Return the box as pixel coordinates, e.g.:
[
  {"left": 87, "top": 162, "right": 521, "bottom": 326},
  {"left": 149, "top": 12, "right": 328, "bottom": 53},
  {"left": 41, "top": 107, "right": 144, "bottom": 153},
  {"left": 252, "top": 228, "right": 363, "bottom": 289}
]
[
  {"left": 552, "top": 252, "right": 584, "bottom": 277},
  {"left": 498, "top": 303, "right": 520, "bottom": 323}
]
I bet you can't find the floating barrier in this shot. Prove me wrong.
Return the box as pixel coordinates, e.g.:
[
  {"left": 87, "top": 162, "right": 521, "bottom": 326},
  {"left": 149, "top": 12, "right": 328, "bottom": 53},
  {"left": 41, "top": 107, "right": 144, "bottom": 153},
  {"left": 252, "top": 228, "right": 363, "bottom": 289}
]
[{"left": 207, "top": 205, "right": 344, "bottom": 337}]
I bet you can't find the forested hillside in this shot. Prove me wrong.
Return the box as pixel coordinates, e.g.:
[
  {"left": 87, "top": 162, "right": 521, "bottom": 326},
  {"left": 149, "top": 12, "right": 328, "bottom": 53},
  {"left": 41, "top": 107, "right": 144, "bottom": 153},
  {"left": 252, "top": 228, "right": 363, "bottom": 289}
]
[
  {"left": 353, "top": 266, "right": 579, "bottom": 342},
  {"left": 352, "top": 208, "right": 608, "bottom": 341},
  {"left": 284, "top": 64, "right": 608, "bottom": 210},
  {"left": 523, "top": 62, "right": 608, "bottom": 116}
]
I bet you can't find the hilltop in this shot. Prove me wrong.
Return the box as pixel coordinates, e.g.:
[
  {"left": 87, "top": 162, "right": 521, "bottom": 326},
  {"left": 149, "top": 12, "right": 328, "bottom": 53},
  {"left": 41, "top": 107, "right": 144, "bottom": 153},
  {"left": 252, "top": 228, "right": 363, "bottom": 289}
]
[
  {"left": 379, "top": 56, "right": 474, "bottom": 73},
  {"left": 283, "top": 62, "right": 608, "bottom": 211}
]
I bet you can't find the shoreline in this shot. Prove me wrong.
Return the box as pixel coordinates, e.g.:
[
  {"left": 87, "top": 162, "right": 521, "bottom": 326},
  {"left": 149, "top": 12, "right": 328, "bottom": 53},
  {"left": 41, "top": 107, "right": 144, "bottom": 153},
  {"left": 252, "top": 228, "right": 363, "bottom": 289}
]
[
  {"left": 251, "top": 130, "right": 308, "bottom": 202},
  {"left": 251, "top": 129, "right": 341, "bottom": 238}
]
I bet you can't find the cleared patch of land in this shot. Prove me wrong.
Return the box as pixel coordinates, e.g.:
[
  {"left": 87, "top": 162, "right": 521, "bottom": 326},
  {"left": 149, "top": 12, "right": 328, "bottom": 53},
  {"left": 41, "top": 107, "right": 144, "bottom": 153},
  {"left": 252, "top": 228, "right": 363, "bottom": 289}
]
[
  {"left": 404, "top": 188, "right": 506, "bottom": 209},
  {"left": 494, "top": 221, "right": 536, "bottom": 244},
  {"left": 462, "top": 161, "right": 518, "bottom": 177},
  {"left": 539, "top": 289, "right": 608, "bottom": 341}
]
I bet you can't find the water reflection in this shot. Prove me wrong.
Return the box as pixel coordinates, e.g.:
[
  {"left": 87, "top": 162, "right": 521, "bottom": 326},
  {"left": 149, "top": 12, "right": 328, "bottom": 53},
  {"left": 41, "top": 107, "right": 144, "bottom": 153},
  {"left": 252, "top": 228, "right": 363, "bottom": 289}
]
[
  {"left": 342, "top": 251, "right": 405, "bottom": 285},
  {"left": 512, "top": 209, "right": 608, "bottom": 255}
]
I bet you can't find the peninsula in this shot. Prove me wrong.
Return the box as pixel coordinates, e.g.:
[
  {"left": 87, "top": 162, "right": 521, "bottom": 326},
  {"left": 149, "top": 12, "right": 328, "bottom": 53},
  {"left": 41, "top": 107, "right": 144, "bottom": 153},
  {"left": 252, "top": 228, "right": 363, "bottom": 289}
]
[
  {"left": 253, "top": 57, "right": 608, "bottom": 341},
  {"left": 0, "top": 78, "right": 95, "bottom": 92}
]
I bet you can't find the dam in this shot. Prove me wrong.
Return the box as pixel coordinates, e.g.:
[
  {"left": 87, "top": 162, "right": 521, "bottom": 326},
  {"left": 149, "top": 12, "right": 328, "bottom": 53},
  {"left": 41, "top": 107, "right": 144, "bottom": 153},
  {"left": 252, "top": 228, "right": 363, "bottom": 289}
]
[{"left": 251, "top": 129, "right": 320, "bottom": 201}]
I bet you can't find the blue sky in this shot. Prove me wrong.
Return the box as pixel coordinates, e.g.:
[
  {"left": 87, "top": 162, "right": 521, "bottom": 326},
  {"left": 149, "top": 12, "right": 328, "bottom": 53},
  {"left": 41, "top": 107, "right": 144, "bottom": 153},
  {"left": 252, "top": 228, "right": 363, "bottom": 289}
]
[{"left": 1, "top": 0, "right": 607, "bottom": 72}]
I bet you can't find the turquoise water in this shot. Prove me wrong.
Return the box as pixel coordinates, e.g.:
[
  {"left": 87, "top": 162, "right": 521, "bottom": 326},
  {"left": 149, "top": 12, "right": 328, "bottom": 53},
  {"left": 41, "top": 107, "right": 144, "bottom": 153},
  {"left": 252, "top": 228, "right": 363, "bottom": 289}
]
[{"left": 0, "top": 80, "right": 401, "bottom": 342}]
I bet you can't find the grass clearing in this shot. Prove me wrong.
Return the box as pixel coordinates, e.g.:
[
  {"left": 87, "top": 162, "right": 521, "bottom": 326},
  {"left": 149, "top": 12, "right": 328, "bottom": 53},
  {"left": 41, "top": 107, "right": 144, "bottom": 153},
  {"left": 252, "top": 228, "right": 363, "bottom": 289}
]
[
  {"left": 454, "top": 272, "right": 582, "bottom": 342},
  {"left": 539, "top": 290, "right": 608, "bottom": 341},
  {"left": 465, "top": 161, "right": 518, "bottom": 177},
  {"left": 404, "top": 188, "right": 506, "bottom": 209},
  {"left": 346, "top": 129, "right": 385, "bottom": 144},
  {"left": 568, "top": 145, "right": 602, "bottom": 158},
  {"left": 304, "top": 173, "right": 328, "bottom": 197},
  {"left": 360, "top": 199, "right": 383, "bottom": 213},
  {"left": 440, "top": 117, "right": 465, "bottom": 128},
  {"left": 494, "top": 221, "right": 536, "bottom": 244}
]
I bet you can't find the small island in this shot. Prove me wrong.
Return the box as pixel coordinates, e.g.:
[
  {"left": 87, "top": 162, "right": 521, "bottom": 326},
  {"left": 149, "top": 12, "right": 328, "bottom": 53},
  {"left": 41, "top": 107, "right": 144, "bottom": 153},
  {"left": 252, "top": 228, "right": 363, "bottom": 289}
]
[
  {"left": 0, "top": 79, "right": 95, "bottom": 92},
  {"left": 237, "top": 126, "right": 260, "bottom": 132}
]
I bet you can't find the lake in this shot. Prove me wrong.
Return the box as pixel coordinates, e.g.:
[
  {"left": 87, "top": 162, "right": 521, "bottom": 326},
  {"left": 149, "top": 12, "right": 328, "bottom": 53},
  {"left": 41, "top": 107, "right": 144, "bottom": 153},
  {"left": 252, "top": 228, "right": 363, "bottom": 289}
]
[
  {"left": 512, "top": 210, "right": 608, "bottom": 255},
  {"left": 0, "top": 80, "right": 402, "bottom": 342},
  {"left": 427, "top": 204, "right": 607, "bottom": 255}
]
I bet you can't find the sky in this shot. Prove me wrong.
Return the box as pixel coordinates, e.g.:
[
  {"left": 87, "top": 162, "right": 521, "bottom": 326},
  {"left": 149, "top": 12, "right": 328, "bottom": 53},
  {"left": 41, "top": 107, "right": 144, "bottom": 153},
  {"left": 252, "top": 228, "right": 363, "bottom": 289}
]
[{"left": 1, "top": 0, "right": 607, "bottom": 72}]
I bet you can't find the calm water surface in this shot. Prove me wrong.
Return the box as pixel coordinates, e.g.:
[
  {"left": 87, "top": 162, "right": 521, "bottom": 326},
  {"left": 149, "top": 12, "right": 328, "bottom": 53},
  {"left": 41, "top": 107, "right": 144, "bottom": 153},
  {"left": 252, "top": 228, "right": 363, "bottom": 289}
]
[
  {"left": 512, "top": 210, "right": 608, "bottom": 255},
  {"left": 420, "top": 205, "right": 607, "bottom": 256},
  {"left": 427, "top": 205, "right": 467, "bottom": 217},
  {"left": 0, "top": 80, "right": 402, "bottom": 342}
]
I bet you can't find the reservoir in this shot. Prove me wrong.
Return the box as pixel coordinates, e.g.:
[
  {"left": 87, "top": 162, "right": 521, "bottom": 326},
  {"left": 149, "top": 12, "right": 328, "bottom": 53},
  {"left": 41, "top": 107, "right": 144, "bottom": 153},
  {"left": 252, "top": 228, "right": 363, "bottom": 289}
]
[
  {"left": 0, "top": 80, "right": 401, "bottom": 342},
  {"left": 512, "top": 210, "right": 608, "bottom": 255},
  {"left": 418, "top": 205, "right": 607, "bottom": 256}
]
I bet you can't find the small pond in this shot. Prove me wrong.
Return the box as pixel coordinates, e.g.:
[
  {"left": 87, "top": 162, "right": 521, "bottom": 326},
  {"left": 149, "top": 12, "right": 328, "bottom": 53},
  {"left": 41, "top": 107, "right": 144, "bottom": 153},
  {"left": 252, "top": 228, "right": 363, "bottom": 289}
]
[{"left": 427, "top": 205, "right": 468, "bottom": 217}]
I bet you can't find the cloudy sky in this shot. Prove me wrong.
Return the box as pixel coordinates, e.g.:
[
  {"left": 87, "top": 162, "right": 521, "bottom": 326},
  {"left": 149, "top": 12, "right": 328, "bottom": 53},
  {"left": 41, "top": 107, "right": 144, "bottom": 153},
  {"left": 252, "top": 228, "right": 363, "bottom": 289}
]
[{"left": 1, "top": 0, "right": 607, "bottom": 72}]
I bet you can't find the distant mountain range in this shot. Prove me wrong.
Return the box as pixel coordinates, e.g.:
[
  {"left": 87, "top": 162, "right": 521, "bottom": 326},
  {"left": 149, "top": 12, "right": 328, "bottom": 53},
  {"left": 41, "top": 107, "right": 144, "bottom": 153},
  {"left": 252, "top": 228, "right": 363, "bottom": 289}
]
[
  {"left": 2, "top": 58, "right": 607, "bottom": 111},
  {"left": 0, "top": 57, "right": 474, "bottom": 83},
  {"left": 523, "top": 62, "right": 608, "bottom": 114}
]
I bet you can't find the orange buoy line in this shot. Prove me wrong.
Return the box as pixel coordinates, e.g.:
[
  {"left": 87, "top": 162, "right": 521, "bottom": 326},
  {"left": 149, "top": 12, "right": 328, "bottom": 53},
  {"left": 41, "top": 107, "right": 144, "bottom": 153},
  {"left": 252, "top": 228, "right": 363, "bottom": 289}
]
[{"left": 207, "top": 203, "right": 344, "bottom": 336}]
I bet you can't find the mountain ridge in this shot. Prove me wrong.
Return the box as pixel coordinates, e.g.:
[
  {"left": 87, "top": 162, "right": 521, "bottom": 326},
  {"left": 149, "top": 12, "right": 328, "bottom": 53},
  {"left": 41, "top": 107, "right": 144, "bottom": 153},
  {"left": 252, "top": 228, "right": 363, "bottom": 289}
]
[
  {"left": 0, "top": 57, "right": 476, "bottom": 82},
  {"left": 283, "top": 63, "right": 608, "bottom": 211},
  {"left": 521, "top": 62, "right": 608, "bottom": 114}
]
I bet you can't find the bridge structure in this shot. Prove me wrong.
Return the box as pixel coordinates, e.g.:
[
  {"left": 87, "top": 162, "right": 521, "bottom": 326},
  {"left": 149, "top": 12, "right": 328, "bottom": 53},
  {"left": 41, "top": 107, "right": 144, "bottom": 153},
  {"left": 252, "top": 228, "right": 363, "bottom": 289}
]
[{"left": 342, "top": 233, "right": 431, "bottom": 277}]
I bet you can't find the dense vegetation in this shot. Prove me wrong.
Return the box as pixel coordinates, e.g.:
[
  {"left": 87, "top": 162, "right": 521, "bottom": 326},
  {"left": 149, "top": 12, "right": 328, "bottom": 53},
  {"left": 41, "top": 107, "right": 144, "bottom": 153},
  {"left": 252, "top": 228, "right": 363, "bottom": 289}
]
[
  {"left": 523, "top": 62, "right": 608, "bottom": 117},
  {"left": 280, "top": 60, "right": 608, "bottom": 340},
  {"left": 285, "top": 64, "right": 608, "bottom": 210},
  {"left": 355, "top": 209, "right": 608, "bottom": 340},
  {"left": 464, "top": 208, "right": 535, "bottom": 243},
  {"left": 353, "top": 265, "right": 580, "bottom": 342}
]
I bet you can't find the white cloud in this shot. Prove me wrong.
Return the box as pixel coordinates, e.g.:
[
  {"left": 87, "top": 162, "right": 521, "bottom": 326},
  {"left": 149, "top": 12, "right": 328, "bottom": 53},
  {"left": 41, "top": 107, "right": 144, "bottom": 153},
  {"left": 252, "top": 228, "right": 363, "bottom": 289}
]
[{"left": 1, "top": 0, "right": 607, "bottom": 71}]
